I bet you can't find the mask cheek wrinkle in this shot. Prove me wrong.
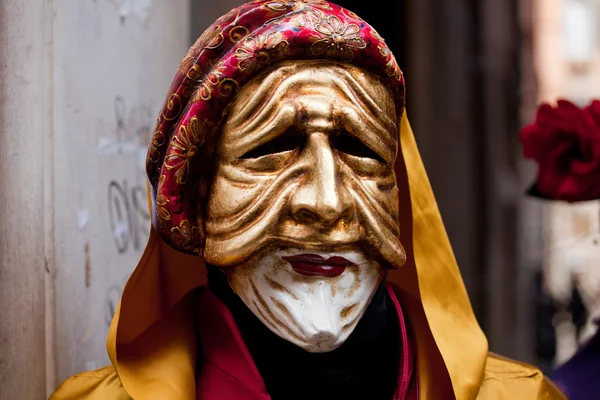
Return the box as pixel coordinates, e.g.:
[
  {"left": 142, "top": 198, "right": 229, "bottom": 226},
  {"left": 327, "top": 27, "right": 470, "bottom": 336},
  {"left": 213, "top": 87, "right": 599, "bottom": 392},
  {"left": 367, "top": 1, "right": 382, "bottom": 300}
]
[{"left": 208, "top": 159, "right": 304, "bottom": 232}]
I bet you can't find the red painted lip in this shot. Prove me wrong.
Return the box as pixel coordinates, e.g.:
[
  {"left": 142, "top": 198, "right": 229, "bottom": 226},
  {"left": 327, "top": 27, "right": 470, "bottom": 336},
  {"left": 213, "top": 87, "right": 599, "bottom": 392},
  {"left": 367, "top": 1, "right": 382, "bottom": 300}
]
[{"left": 282, "top": 254, "right": 354, "bottom": 277}]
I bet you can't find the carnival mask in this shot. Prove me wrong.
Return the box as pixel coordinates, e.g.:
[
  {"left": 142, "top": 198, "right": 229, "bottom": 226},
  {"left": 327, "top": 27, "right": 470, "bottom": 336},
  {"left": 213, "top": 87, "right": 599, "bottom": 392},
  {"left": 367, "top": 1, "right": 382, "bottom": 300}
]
[{"left": 203, "top": 60, "right": 406, "bottom": 352}]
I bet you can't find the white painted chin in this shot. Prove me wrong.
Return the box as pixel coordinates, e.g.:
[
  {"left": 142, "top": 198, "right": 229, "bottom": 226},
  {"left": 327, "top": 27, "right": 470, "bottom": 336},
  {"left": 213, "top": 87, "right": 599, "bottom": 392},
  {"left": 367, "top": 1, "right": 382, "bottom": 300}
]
[{"left": 227, "top": 247, "right": 384, "bottom": 353}]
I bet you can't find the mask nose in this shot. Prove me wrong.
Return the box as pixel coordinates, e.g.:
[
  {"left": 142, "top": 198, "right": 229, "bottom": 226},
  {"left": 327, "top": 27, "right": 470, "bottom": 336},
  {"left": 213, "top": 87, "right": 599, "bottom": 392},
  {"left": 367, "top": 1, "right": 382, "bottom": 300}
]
[{"left": 290, "top": 133, "right": 354, "bottom": 227}]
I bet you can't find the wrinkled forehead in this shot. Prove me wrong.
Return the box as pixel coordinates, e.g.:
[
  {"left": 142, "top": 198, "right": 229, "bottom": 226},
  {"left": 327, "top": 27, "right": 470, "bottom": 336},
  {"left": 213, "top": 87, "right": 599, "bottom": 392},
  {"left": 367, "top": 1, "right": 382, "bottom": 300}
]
[{"left": 223, "top": 60, "right": 397, "bottom": 138}]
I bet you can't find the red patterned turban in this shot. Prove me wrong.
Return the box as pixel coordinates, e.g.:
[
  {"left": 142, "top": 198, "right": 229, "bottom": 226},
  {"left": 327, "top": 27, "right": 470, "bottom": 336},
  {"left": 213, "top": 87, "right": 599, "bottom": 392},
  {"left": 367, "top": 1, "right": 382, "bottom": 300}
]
[{"left": 147, "top": 0, "right": 405, "bottom": 254}]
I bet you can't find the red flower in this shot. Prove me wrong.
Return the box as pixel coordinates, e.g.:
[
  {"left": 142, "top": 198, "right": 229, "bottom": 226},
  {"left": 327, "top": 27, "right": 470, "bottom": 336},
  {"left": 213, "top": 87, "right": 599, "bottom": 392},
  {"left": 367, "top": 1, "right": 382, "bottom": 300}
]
[{"left": 520, "top": 99, "right": 600, "bottom": 202}]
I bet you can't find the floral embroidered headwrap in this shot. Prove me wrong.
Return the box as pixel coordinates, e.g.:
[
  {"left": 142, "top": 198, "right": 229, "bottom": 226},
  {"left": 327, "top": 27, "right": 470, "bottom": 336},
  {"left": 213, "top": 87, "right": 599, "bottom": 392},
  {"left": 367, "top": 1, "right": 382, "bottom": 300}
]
[{"left": 147, "top": 0, "right": 405, "bottom": 254}]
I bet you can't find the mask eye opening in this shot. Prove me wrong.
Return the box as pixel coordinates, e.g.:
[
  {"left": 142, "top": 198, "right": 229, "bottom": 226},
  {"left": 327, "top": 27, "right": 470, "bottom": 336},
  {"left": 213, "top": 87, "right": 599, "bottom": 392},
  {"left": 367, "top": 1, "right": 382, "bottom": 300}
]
[
  {"left": 240, "top": 127, "right": 305, "bottom": 159},
  {"left": 331, "top": 131, "right": 385, "bottom": 163}
]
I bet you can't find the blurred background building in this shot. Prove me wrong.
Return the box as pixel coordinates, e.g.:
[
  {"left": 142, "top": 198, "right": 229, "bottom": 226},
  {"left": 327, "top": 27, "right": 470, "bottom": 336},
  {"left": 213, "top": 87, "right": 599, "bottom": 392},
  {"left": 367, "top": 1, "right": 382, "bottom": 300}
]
[
  {"left": 534, "top": 0, "right": 600, "bottom": 369},
  {"left": 1, "top": 0, "right": 599, "bottom": 398}
]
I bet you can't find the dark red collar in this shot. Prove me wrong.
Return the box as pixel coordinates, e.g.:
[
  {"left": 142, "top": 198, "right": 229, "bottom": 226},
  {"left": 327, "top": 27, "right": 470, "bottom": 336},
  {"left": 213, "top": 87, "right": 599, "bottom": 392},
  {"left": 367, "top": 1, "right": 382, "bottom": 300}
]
[{"left": 196, "top": 284, "right": 417, "bottom": 400}]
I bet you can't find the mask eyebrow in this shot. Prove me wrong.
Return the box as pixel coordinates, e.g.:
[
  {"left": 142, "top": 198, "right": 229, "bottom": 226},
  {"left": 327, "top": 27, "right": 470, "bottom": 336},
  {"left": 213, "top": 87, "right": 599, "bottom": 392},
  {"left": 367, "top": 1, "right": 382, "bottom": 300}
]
[
  {"left": 325, "top": 70, "right": 397, "bottom": 162},
  {"left": 225, "top": 68, "right": 291, "bottom": 128},
  {"left": 222, "top": 102, "right": 296, "bottom": 160},
  {"left": 335, "top": 102, "right": 397, "bottom": 164},
  {"left": 332, "top": 68, "right": 396, "bottom": 127}
]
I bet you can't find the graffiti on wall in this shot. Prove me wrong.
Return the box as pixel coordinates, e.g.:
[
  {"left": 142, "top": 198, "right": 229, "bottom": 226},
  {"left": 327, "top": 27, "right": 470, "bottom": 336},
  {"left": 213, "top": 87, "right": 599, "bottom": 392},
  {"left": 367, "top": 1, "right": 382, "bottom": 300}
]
[
  {"left": 107, "top": 179, "right": 150, "bottom": 254},
  {"left": 103, "top": 95, "right": 153, "bottom": 254}
]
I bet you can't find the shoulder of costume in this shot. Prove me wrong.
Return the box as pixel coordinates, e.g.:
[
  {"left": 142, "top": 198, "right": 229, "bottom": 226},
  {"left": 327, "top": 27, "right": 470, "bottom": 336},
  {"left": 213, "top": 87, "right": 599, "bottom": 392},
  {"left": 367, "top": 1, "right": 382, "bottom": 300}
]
[
  {"left": 479, "top": 353, "right": 567, "bottom": 399},
  {"left": 49, "top": 365, "right": 130, "bottom": 400}
]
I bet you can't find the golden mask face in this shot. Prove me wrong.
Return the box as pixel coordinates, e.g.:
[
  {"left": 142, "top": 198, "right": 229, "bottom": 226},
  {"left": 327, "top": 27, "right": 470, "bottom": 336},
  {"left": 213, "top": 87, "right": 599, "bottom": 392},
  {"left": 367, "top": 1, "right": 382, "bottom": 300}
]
[
  {"left": 204, "top": 60, "right": 405, "bottom": 269},
  {"left": 203, "top": 60, "right": 406, "bottom": 351}
]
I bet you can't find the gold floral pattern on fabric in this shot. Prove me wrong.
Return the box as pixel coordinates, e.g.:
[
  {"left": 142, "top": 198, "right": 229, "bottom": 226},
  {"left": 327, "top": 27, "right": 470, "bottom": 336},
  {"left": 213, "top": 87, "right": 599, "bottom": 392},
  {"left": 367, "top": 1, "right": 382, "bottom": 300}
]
[
  {"left": 180, "top": 44, "right": 199, "bottom": 74},
  {"left": 164, "top": 116, "right": 204, "bottom": 185},
  {"left": 265, "top": 0, "right": 332, "bottom": 12},
  {"left": 150, "top": 167, "right": 161, "bottom": 183},
  {"left": 155, "top": 175, "right": 171, "bottom": 225},
  {"left": 235, "top": 31, "right": 289, "bottom": 71},
  {"left": 371, "top": 27, "right": 384, "bottom": 42},
  {"left": 290, "top": 9, "right": 326, "bottom": 27},
  {"left": 341, "top": 7, "right": 359, "bottom": 19},
  {"left": 368, "top": 28, "right": 402, "bottom": 82},
  {"left": 180, "top": 25, "right": 224, "bottom": 73},
  {"left": 229, "top": 25, "right": 251, "bottom": 43},
  {"left": 218, "top": 78, "right": 239, "bottom": 97},
  {"left": 267, "top": 0, "right": 331, "bottom": 27},
  {"left": 379, "top": 45, "right": 402, "bottom": 82},
  {"left": 162, "top": 93, "right": 182, "bottom": 121},
  {"left": 199, "top": 24, "right": 225, "bottom": 49},
  {"left": 186, "top": 63, "right": 204, "bottom": 82},
  {"left": 147, "top": 121, "right": 165, "bottom": 164},
  {"left": 170, "top": 219, "right": 200, "bottom": 252},
  {"left": 195, "top": 81, "right": 213, "bottom": 101},
  {"left": 265, "top": 0, "right": 295, "bottom": 11},
  {"left": 191, "top": 66, "right": 239, "bottom": 102},
  {"left": 311, "top": 15, "right": 366, "bottom": 62}
]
